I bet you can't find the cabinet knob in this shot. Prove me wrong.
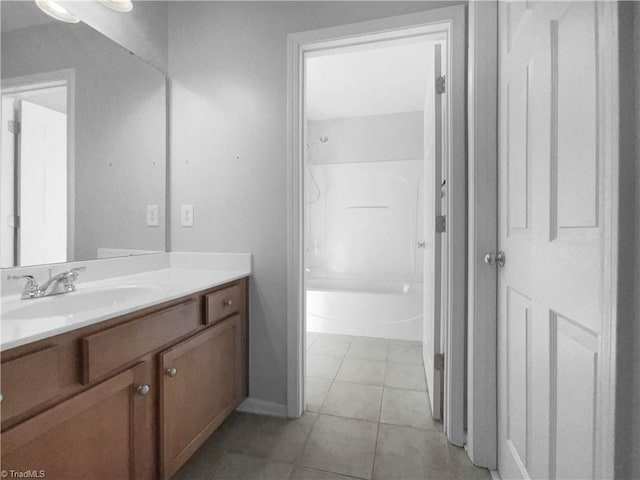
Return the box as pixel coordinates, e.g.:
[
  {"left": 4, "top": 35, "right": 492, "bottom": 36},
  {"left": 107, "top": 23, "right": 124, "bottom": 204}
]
[
  {"left": 223, "top": 299, "right": 233, "bottom": 307},
  {"left": 136, "top": 384, "right": 150, "bottom": 396},
  {"left": 166, "top": 367, "right": 178, "bottom": 377}
]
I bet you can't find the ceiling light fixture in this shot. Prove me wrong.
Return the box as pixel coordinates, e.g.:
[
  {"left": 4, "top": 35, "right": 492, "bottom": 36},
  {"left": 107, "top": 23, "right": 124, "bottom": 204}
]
[
  {"left": 35, "top": 0, "right": 80, "bottom": 23},
  {"left": 99, "top": 0, "right": 133, "bottom": 13}
]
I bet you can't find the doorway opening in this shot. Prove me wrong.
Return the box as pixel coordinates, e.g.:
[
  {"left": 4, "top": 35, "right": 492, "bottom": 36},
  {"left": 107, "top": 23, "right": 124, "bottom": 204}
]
[
  {"left": 1, "top": 70, "right": 75, "bottom": 267},
  {"left": 303, "top": 34, "right": 445, "bottom": 419},
  {"left": 287, "top": 6, "right": 467, "bottom": 447}
]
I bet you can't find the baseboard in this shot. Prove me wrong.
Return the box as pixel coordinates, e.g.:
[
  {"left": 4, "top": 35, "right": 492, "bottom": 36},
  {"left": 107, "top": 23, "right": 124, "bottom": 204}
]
[
  {"left": 490, "top": 470, "right": 501, "bottom": 480},
  {"left": 236, "top": 397, "right": 288, "bottom": 418}
]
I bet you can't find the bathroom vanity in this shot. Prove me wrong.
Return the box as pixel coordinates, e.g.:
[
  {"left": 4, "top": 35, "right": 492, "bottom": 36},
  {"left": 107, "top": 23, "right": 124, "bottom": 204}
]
[{"left": 0, "top": 255, "right": 250, "bottom": 480}]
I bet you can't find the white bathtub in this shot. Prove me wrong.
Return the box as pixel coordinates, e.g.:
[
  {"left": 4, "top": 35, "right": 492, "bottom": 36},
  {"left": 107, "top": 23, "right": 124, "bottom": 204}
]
[{"left": 305, "top": 278, "right": 423, "bottom": 341}]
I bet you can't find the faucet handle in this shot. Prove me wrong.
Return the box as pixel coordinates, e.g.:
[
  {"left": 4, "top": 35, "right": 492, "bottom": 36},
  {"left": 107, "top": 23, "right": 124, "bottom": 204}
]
[
  {"left": 7, "top": 274, "right": 38, "bottom": 286},
  {"left": 7, "top": 275, "right": 40, "bottom": 298}
]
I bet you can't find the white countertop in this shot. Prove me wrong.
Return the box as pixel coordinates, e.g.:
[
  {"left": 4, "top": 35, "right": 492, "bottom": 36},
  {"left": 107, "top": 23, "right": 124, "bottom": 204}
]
[{"left": 0, "top": 253, "right": 251, "bottom": 352}]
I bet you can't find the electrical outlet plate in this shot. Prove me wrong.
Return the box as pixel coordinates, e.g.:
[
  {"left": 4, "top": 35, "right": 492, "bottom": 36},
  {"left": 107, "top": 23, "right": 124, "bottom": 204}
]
[
  {"left": 146, "top": 205, "right": 159, "bottom": 227},
  {"left": 181, "top": 204, "right": 194, "bottom": 227}
]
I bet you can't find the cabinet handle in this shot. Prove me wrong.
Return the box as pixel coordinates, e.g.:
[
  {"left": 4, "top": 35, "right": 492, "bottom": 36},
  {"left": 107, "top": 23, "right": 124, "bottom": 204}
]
[
  {"left": 166, "top": 367, "right": 178, "bottom": 377},
  {"left": 136, "top": 384, "right": 150, "bottom": 396},
  {"left": 223, "top": 299, "right": 233, "bottom": 307},
  {"left": 0, "top": 393, "right": 3, "bottom": 402}
]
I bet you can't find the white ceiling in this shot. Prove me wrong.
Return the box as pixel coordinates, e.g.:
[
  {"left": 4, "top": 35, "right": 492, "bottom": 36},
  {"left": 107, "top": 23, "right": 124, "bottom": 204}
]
[
  {"left": 305, "top": 40, "right": 433, "bottom": 121},
  {"left": 1, "top": 1, "right": 55, "bottom": 33}
]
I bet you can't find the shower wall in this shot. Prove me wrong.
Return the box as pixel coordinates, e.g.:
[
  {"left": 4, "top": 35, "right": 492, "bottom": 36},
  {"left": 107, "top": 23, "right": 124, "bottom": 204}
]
[
  {"left": 305, "top": 112, "right": 424, "bottom": 281},
  {"left": 304, "top": 112, "right": 425, "bottom": 340}
]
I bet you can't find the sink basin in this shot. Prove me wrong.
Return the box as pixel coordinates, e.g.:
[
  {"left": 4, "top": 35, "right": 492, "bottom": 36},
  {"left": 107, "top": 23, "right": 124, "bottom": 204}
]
[{"left": 3, "top": 285, "right": 161, "bottom": 320}]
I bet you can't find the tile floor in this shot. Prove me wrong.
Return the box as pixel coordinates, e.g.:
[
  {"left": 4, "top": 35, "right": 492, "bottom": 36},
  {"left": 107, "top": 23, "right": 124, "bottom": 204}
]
[{"left": 173, "top": 333, "right": 491, "bottom": 480}]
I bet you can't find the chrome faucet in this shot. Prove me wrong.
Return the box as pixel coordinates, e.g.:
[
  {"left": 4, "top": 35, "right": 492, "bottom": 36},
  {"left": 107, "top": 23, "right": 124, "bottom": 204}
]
[{"left": 8, "top": 267, "right": 86, "bottom": 300}]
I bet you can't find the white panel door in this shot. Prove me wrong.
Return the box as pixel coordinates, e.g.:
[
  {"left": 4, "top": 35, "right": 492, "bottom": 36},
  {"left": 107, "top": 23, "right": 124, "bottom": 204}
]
[
  {"left": 19, "top": 100, "right": 67, "bottom": 265},
  {"left": 498, "top": 2, "right": 615, "bottom": 479},
  {"left": 422, "top": 43, "right": 444, "bottom": 419}
]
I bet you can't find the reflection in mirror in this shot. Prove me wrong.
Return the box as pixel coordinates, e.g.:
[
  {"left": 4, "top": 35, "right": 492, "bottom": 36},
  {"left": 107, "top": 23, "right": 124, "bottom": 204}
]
[{"left": 1, "top": 1, "right": 166, "bottom": 268}]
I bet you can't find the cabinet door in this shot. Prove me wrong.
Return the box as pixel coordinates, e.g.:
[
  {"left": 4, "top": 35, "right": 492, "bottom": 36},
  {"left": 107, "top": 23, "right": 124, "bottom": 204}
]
[
  {"left": 160, "top": 314, "right": 242, "bottom": 479},
  {"left": 1, "top": 361, "right": 154, "bottom": 480}
]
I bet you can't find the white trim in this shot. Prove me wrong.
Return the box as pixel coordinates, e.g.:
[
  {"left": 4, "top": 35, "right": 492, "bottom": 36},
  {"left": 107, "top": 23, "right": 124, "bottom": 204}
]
[
  {"left": 1, "top": 69, "right": 76, "bottom": 265},
  {"left": 440, "top": 4, "right": 466, "bottom": 448},
  {"left": 593, "top": 2, "right": 619, "bottom": 478},
  {"left": 286, "top": 7, "right": 467, "bottom": 447},
  {"left": 236, "top": 397, "right": 288, "bottom": 418},
  {"left": 466, "top": 1, "right": 498, "bottom": 469}
]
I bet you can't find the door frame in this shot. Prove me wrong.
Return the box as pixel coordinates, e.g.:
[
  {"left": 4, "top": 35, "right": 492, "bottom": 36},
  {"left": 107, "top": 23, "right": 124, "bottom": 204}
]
[
  {"left": 286, "top": 5, "right": 467, "bottom": 446},
  {"left": 466, "top": 1, "right": 498, "bottom": 470},
  {"left": 1, "top": 69, "right": 76, "bottom": 265}
]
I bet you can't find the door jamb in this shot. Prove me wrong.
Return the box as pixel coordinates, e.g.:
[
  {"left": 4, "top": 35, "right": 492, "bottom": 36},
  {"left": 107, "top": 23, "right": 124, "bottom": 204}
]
[{"left": 286, "top": 6, "right": 467, "bottom": 447}]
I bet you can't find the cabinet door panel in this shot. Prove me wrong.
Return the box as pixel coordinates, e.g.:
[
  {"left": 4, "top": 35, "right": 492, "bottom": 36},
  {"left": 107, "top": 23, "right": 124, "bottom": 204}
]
[
  {"left": 160, "top": 314, "right": 242, "bottom": 479},
  {"left": 1, "top": 362, "right": 153, "bottom": 480}
]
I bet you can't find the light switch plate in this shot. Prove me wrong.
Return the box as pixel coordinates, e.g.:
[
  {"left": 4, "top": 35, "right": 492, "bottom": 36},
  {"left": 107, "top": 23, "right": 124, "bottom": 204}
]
[
  {"left": 146, "top": 205, "right": 159, "bottom": 227},
  {"left": 181, "top": 204, "right": 194, "bottom": 227}
]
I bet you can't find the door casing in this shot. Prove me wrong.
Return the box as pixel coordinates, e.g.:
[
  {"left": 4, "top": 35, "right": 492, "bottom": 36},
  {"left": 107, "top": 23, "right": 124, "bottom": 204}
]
[{"left": 286, "top": 5, "right": 467, "bottom": 446}]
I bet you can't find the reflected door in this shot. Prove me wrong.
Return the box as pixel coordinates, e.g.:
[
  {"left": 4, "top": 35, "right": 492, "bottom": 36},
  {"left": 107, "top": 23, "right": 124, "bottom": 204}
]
[
  {"left": 498, "top": 2, "right": 614, "bottom": 479},
  {"left": 19, "top": 99, "right": 67, "bottom": 265}
]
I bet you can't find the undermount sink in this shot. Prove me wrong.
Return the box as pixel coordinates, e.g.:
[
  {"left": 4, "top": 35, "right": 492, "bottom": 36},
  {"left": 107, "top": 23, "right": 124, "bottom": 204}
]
[{"left": 3, "top": 285, "right": 162, "bottom": 320}]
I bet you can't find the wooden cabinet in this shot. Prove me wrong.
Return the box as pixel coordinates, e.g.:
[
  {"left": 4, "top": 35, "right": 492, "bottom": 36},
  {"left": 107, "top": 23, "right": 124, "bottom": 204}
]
[
  {"left": 0, "top": 278, "right": 248, "bottom": 480},
  {"left": 1, "top": 361, "right": 154, "bottom": 480},
  {"left": 160, "top": 314, "right": 242, "bottom": 479}
]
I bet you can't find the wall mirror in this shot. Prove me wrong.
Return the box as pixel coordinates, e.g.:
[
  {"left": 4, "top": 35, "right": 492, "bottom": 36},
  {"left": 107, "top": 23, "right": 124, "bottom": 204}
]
[{"left": 1, "top": 1, "right": 166, "bottom": 268}]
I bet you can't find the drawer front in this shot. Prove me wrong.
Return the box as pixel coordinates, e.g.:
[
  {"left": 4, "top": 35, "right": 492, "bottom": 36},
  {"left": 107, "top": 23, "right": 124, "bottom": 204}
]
[
  {"left": 205, "top": 284, "right": 242, "bottom": 325},
  {"left": 82, "top": 299, "right": 200, "bottom": 384},
  {"left": 1, "top": 344, "right": 79, "bottom": 423}
]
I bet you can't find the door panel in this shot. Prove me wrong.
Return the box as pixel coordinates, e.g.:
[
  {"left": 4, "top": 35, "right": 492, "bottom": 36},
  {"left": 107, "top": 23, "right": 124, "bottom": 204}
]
[
  {"left": 160, "top": 314, "right": 242, "bottom": 479},
  {"left": 422, "top": 43, "right": 444, "bottom": 419},
  {"left": 498, "top": 2, "right": 610, "bottom": 479}
]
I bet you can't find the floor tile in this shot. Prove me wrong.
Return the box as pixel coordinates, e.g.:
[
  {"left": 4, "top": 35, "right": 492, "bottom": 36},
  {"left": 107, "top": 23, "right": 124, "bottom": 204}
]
[
  {"left": 228, "top": 413, "right": 317, "bottom": 462},
  {"left": 384, "top": 363, "right": 427, "bottom": 391},
  {"left": 307, "top": 332, "right": 320, "bottom": 350},
  {"left": 373, "top": 424, "right": 453, "bottom": 480},
  {"left": 305, "top": 377, "right": 332, "bottom": 412},
  {"left": 346, "top": 337, "right": 389, "bottom": 362},
  {"left": 335, "top": 358, "right": 386, "bottom": 386},
  {"left": 172, "top": 446, "right": 221, "bottom": 479},
  {"left": 321, "top": 381, "right": 383, "bottom": 422},
  {"left": 447, "top": 444, "right": 492, "bottom": 480},
  {"left": 299, "top": 414, "right": 378, "bottom": 479},
  {"left": 380, "top": 387, "right": 439, "bottom": 430},
  {"left": 289, "top": 467, "right": 355, "bottom": 480},
  {"left": 307, "top": 354, "right": 343, "bottom": 379},
  {"left": 309, "top": 334, "right": 352, "bottom": 357},
  {"left": 209, "top": 452, "right": 266, "bottom": 479},
  {"left": 387, "top": 341, "right": 423, "bottom": 365},
  {"left": 259, "top": 461, "right": 295, "bottom": 480}
]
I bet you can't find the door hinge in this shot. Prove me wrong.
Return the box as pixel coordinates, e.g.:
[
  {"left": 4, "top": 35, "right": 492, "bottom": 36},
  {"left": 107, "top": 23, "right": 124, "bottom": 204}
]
[
  {"left": 8, "top": 120, "right": 20, "bottom": 134},
  {"left": 436, "top": 215, "right": 446, "bottom": 233},
  {"left": 436, "top": 75, "right": 446, "bottom": 95}
]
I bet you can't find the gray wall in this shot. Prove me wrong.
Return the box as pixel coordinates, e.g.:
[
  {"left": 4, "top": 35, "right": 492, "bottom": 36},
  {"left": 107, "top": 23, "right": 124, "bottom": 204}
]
[
  {"left": 60, "top": 0, "right": 168, "bottom": 72},
  {"left": 2, "top": 22, "right": 166, "bottom": 262},
  {"left": 307, "top": 112, "right": 423, "bottom": 164},
  {"left": 634, "top": 4, "right": 640, "bottom": 477},
  {"left": 167, "top": 1, "right": 459, "bottom": 406},
  {"left": 615, "top": 2, "right": 640, "bottom": 478}
]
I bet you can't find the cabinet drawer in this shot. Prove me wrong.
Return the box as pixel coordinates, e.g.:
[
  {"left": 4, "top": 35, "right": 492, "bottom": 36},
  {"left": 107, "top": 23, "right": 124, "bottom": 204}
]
[
  {"left": 82, "top": 299, "right": 200, "bottom": 384},
  {"left": 1, "top": 343, "right": 79, "bottom": 422},
  {"left": 205, "top": 284, "right": 242, "bottom": 325}
]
